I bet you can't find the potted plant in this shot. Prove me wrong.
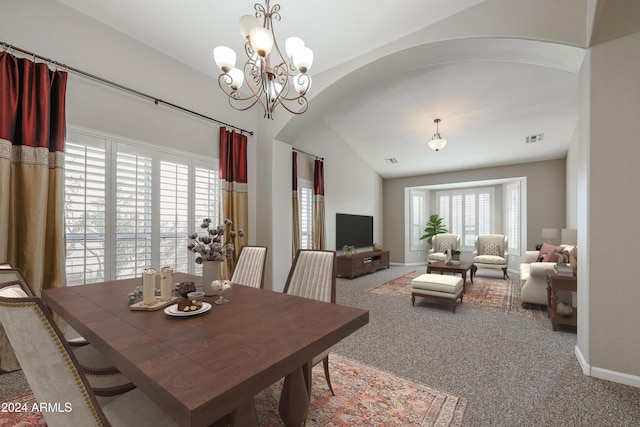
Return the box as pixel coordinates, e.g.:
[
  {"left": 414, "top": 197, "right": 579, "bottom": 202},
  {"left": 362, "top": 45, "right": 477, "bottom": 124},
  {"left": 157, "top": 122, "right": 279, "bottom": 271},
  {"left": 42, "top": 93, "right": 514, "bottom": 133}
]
[
  {"left": 451, "top": 249, "right": 461, "bottom": 261},
  {"left": 341, "top": 245, "right": 356, "bottom": 257},
  {"left": 419, "top": 214, "right": 448, "bottom": 245}
]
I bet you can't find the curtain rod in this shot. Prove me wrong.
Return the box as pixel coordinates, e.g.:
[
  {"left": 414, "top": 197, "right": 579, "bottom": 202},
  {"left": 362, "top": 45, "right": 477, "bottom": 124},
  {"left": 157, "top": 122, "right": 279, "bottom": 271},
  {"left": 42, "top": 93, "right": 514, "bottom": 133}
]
[
  {"left": 292, "top": 147, "right": 324, "bottom": 160},
  {"left": 1, "top": 41, "right": 254, "bottom": 136}
]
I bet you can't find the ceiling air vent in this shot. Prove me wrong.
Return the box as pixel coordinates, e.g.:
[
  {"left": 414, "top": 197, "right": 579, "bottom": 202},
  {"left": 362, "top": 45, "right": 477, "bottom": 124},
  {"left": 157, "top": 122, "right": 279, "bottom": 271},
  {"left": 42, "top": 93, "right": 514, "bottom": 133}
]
[
  {"left": 525, "top": 134, "right": 544, "bottom": 144},
  {"left": 385, "top": 158, "right": 398, "bottom": 164}
]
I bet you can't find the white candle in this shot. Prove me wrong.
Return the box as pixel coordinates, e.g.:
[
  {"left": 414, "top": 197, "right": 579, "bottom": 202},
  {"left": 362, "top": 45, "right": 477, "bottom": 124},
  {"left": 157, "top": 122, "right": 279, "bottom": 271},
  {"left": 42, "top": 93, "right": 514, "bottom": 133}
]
[
  {"left": 142, "top": 268, "right": 156, "bottom": 303},
  {"left": 160, "top": 266, "right": 173, "bottom": 300}
]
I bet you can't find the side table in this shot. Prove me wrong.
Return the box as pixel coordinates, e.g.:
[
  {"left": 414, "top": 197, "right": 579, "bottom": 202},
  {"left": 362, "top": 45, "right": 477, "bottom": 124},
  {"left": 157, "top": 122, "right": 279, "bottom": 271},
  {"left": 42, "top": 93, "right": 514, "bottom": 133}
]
[{"left": 546, "top": 270, "right": 577, "bottom": 331}]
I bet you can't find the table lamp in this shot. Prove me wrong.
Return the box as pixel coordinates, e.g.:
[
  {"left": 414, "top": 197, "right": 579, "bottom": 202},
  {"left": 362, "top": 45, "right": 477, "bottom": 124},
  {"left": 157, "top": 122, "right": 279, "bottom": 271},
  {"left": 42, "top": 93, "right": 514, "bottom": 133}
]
[{"left": 541, "top": 228, "right": 558, "bottom": 244}]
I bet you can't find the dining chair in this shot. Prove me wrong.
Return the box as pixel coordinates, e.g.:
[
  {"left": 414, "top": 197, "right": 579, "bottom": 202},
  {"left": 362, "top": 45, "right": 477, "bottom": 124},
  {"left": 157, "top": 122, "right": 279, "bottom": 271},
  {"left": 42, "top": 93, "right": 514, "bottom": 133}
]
[
  {"left": 0, "top": 280, "right": 179, "bottom": 427},
  {"left": 231, "top": 245, "right": 268, "bottom": 288},
  {"left": 0, "top": 268, "right": 122, "bottom": 384},
  {"left": 283, "top": 249, "right": 337, "bottom": 395}
]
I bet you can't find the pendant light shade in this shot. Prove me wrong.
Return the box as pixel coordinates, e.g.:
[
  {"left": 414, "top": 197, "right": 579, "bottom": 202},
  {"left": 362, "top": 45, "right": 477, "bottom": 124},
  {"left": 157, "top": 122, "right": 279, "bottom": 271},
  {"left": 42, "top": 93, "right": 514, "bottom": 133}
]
[{"left": 428, "top": 118, "right": 448, "bottom": 152}]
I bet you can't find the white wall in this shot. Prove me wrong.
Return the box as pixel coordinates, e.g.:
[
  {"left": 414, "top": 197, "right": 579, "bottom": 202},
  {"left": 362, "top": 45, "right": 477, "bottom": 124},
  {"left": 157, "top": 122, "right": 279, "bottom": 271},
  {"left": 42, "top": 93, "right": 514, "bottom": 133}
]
[{"left": 292, "top": 119, "right": 383, "bottom": 253}]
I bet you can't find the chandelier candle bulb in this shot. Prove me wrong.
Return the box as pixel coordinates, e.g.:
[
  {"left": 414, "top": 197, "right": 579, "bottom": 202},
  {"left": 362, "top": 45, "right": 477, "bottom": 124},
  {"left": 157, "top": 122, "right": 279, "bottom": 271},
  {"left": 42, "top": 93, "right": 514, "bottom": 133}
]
[
  {"left": 160, "top": 266, "right": 173, "bottom": 300},
  {"left": 213, "top": 46, "right": 236, "bottom": 72},
  {"left": 142, "top": 268, "right": 156, "bottom": 304},
  {"left": 239, "top": 15, "right": 260, "bottom": 39},
  {"left": 250, "top": 27, "right": 274, "bottom": 56}
]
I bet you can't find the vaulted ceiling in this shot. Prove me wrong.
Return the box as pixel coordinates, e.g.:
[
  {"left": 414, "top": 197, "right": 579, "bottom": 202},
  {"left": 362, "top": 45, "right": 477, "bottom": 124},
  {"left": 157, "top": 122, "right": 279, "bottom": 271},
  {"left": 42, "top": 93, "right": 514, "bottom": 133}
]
[{"left": 56, "top": 0, "right": 588, "bottom": 178}]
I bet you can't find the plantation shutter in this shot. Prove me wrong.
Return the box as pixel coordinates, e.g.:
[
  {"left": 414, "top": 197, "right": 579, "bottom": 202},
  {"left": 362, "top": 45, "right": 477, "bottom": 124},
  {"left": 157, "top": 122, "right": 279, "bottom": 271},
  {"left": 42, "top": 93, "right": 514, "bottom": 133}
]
[
  {"left": 64, "top": 137, "right": 107, "bottom": 285},
  {"left": 159, "top": 160, "right": 190, "bottom": 272},
  {"left": 114, "top": 146, "right": 153, "bottom": 279}
]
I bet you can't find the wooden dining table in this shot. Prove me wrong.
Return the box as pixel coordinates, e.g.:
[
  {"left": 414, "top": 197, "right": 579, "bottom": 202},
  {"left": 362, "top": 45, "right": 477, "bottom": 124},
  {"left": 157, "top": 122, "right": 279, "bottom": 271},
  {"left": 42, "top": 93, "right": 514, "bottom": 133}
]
[{"left": 41, "top": 273, "right": 369, "bottom": 427}]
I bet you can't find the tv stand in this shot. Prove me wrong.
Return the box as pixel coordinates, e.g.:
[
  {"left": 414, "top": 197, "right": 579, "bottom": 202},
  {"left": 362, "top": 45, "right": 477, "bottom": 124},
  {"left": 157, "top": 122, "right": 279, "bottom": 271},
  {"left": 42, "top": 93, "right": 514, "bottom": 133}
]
[{"left": 337, "top": 250, "right": 390, "bottom": 279}]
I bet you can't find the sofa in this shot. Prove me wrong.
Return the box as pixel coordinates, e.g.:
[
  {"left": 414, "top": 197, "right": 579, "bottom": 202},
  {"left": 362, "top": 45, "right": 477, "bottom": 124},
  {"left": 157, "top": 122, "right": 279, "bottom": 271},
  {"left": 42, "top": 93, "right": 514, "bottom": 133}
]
[{"left": 519, "top": 243, "right": 576, "bottom": 308}]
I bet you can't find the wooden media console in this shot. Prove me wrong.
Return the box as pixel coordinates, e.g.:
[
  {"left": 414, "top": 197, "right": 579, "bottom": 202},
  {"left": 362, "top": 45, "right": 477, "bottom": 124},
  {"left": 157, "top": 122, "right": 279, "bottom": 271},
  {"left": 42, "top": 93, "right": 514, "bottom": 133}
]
[{"left": 336, "top": 250, "right": 390, "bottom": 279}]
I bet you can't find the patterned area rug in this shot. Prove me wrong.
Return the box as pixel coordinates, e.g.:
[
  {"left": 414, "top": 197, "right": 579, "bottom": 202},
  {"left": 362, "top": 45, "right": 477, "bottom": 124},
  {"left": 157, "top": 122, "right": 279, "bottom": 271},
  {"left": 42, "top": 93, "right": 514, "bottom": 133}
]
[
  {"left": 1, "top": 354, "right": 466, "bottom": 427},
  {"left": 368, "top": 271, "right": 547, "bottom": 319}
]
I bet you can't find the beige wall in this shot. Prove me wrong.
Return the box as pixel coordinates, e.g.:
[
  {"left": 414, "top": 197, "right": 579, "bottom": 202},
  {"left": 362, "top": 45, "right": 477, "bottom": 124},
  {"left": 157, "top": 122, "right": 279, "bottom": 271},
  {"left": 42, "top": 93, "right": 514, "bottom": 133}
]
[
  {"left": 383, "top": 159, "right": 566, "bottom": 267},
  {"left": 584, "top": 31, "right": 640, "bottom": 382}
]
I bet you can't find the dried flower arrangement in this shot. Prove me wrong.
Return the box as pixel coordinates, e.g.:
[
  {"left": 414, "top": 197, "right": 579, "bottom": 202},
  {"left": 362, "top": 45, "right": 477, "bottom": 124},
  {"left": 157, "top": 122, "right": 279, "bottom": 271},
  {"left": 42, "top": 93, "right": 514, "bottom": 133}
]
[{"left": 188, "top": 218, "right": 244, "bottom": 263}]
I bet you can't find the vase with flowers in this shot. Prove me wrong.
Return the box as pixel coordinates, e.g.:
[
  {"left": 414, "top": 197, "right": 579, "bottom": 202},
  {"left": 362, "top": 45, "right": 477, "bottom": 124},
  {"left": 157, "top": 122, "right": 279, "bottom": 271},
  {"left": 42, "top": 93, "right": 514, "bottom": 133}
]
[{"left": 188, "top": 218, "right": 244, "bottom": 295}]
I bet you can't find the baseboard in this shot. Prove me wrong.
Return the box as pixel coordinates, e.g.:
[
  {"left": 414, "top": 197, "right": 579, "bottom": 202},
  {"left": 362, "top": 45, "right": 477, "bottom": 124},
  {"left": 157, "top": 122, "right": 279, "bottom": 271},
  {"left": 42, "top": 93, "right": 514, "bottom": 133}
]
[
  {"left": 575, "top": 345, "right": 640, "bottom": 388},
  {"left": 574, "top": 345, "right": 590, "bottom": 375},
  {"left": 391, "top": 262, "right": 427, "bottom": 267}
]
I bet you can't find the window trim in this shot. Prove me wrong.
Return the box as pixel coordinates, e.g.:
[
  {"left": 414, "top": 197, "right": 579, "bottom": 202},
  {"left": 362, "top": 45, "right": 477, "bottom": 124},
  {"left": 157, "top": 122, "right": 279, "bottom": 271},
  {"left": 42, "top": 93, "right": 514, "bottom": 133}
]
[{"left": 410, "top": 190, "right": 427, "bottom": 251}]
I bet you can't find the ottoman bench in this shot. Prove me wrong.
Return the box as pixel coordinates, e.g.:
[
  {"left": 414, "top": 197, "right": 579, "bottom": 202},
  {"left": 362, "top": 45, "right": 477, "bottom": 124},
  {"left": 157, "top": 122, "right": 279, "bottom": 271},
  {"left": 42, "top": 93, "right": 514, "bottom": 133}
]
[{"left": 411, "top": 273, "right": 464, "bottom": 313}]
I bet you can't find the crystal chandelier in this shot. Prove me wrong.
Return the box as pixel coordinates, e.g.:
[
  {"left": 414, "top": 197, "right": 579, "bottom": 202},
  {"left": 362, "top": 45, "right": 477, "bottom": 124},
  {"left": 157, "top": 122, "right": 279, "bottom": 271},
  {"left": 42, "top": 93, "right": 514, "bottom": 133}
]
[
  {"left": 213, "top": 0, "right": 313, "bottom": 119},
  {"left": 428, "top": 118, "right": 448, "bottom": 152}
]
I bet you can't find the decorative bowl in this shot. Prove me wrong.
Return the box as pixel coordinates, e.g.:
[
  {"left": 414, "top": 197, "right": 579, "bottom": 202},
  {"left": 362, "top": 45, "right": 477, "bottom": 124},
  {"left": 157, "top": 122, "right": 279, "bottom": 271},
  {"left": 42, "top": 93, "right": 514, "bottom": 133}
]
[{"left": 187, "top": 291, "right": 205, "bottom": 301}]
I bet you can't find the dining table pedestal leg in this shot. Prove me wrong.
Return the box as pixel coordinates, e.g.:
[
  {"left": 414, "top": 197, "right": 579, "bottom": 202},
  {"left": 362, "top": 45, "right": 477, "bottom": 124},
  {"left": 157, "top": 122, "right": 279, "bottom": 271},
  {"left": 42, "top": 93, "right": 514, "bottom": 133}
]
[
  {"left": 279, "top": 364, "right": 310, "bottom": 426},
  {"left": 231, "top": 398, "right": 258, "bottom": 427}
]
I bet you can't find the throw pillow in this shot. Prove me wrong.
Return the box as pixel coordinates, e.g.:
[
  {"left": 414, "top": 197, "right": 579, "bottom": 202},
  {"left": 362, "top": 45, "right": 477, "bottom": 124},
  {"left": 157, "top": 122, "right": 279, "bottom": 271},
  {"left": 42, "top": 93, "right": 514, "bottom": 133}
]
[
  {"left": 537, "top": 243, "right": 564, "bottom": 262},
  {"left": 483, "top": 243, "right": 500, "bottom": 256},
  {"left": 439, "top": 241, "right": 453, "bottom": 253}
]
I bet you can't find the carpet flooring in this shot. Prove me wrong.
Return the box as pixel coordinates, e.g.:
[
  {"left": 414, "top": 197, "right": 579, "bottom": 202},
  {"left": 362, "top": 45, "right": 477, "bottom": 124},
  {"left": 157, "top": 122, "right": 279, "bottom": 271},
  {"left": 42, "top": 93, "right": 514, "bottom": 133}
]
[
  {"left": 1, "top": 354, "right": 465, "bottom": 427},
  {"left": 368, "top": 271, "right": 547, "bottom": 319}
]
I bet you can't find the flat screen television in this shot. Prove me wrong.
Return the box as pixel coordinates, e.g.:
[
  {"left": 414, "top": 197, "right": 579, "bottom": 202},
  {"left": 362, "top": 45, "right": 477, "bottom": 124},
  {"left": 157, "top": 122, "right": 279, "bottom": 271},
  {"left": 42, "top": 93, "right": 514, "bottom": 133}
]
[{"left": 336, "top": 213, "right": 373, "bottom": 250}]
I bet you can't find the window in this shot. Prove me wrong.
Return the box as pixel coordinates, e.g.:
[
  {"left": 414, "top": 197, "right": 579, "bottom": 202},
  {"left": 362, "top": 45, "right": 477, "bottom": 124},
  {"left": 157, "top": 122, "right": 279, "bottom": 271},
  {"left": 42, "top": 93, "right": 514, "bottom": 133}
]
[
  {"left": 64, "top": 129, "right": 219, "bottom": 285},
  {"left": 410, "top": 190, "right": 426, "bottom": 250},
  {"left": 437, "top": 188, "right": 494, "bottom": 248},
  {"left": 298, "top": 179, "right": 314, "bottom": 249},
  {"left": 505, "top": 182, "right": 521, "bottom": 253}
]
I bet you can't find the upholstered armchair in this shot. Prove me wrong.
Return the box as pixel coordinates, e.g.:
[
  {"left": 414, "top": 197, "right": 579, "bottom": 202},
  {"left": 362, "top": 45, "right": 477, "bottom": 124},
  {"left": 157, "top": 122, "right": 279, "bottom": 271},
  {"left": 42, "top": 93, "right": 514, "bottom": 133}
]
[
  {"left": 428, "top": 234, "right": 461, "bottom": 262},
  {"left": 472, "top": 234, "right": 509, "bottom": 279}
]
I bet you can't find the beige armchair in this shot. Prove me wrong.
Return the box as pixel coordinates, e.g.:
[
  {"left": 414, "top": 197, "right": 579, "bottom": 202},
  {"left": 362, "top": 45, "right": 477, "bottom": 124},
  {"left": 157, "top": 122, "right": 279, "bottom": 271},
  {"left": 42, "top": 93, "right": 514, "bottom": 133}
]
[
  {"left": 428, "top": 234, "right": 461, "bottom": 262},
  {"left": 472, "top": 234, "right": 509, "bottom": 280}
]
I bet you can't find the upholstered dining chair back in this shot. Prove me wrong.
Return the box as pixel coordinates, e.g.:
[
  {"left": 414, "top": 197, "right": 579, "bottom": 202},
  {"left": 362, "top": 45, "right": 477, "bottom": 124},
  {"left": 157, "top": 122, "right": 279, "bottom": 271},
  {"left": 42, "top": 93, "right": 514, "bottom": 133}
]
[
  {"left": 283, "top": 250, "right": 336, "bottom": 303},
  {"left": 283, "top": 250, "right": 337, "bottom": 395},
  {"left": 230, "top": 245, "right": 268, "bottom": 288},
  {"left": 0, "top": 281, "right": 110, "bottom": 426},
  {"left": 0, "top": 268, "right": 33, "bottom": 295}
]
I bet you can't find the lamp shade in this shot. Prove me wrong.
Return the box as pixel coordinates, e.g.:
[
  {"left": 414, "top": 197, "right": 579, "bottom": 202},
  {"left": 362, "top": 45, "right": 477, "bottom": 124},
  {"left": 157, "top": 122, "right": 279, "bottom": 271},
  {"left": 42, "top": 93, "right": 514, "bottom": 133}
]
[
  {"left": 249, "top": 27, "right": 274, "bottom": 57},
  {"left": 292, "top": 47, "right": 313, "bottom": 73},
  {"left": 285, "top": 36, "right": 304, "bottom": 59},
  {"left": 213, "top": 46, "right": 236, "bottom": 72},
  {"left": 239, "top": 15, "right": 260, "bottom": 39},
  {"left": 227, "top": 67, "right": 244, "bottom": 90},
  {"left": 428, "top": 135, "right": 447, "bottom": 152},
  {"left": 268, "top": 81, "right": 282, "bottom": 102},
  {"left": 541, "top": 228, "right": 558, "bottom": 243}
]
